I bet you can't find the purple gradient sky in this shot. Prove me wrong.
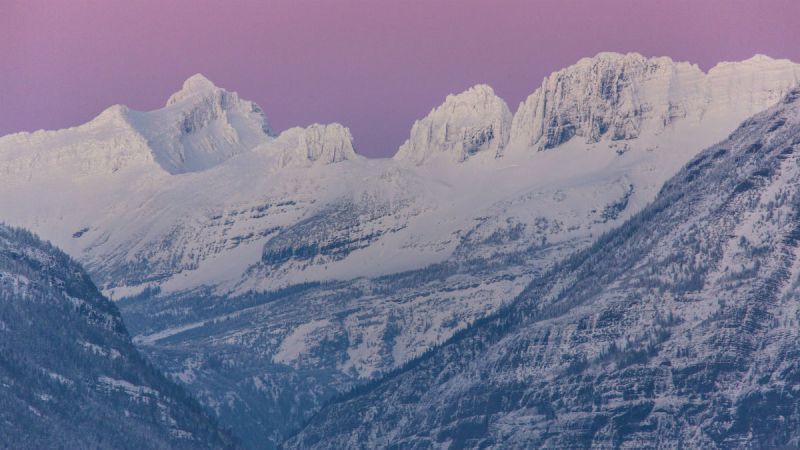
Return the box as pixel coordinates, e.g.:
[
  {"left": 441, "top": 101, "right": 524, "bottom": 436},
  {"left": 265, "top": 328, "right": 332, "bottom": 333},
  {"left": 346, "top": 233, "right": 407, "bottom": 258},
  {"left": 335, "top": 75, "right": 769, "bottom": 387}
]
[{"left": 3, "top": 0, "right": 800, "bottom": 157}]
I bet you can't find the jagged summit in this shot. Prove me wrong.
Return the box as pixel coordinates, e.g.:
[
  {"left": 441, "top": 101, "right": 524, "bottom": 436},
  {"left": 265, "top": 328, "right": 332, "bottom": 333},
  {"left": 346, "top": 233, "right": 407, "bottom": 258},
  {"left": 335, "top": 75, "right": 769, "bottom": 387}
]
[
  {"left": 446, "top": 83, "right": 497, "bottom": 99},
  {"left": 165, "top": 73, "right": 220, "bottom": 106},
  {"left": 394, "top": 83, "right": 512, "bottom": 164},
  {"left": 92, "top": 103, "right": 131, "bottom": 123},
  {"left": 158, "top": 75, "right": 359, "bottom": 170},
  {"left": 574, "top": 51, "right": 675, "bottom": 67},
  {"left": 265, "top": 122, "right": 359, "bottom": 167},
  {"left": 507, "top": 51, "right": 800, "bottom": 151},
  {"left": 568, "top": 51, "right": 792, "bottom": 75},
  {"left": 3, "top": 53, "right": 797, "bottom": 174},
  {"left": 127, "top": 73, "right": 275, "bottom": 173},
  {"left": 743, "top": 53, "right": 776, "bottom": 62},
  {"left": 392, "top": 52, "right": 800, "bottom": 163},
  {"left": 508, "top": 52, "right": 704, "bottom": 150},
  {"left": 0, "top": 72, "right": 279, "bottom": 178},
  {"left": 712, "top": 53, "right": 785, "bottom": 68}
]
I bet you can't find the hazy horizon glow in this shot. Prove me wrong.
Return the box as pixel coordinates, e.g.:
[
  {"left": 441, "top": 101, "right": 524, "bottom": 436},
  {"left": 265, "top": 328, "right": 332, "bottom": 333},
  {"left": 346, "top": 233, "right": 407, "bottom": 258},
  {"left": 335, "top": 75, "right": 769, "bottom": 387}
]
[{"left": 4, "top": 0, "right": 800, "bottom": 157}]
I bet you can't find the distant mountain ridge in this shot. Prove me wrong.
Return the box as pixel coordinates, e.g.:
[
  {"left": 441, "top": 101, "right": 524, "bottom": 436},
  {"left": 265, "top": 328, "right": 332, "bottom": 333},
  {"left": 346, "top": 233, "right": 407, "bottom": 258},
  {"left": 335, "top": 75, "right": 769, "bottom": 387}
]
[
  {"left": 2, "top": 52, "right": 797, "bottom": 299},
  {"left": 508, "top": 53, "right": 800, "bottom": 151},
  {"left": 400, "top": 52, "right": 800, "bottom": 163}
]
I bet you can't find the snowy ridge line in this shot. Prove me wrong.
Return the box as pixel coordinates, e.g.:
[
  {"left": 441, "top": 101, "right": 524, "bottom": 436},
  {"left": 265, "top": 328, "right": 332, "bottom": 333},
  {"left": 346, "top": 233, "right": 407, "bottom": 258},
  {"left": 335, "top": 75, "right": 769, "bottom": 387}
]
[{"left": 1, "top": 51, "right": 799, "bottom": 303}]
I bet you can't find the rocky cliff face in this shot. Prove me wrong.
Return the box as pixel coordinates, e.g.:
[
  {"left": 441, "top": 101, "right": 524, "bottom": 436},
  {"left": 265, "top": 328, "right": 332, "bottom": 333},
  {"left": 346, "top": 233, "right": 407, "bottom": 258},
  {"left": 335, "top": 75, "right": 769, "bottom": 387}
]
[
  {"left": 394, "top": 84, "right": 512, "bottom": 164},
  {"left": 510, "top": 53, "right": 703, "bottom": 149},
  {"left": 0, "top": 224, "right": 233, "bottom": 449},
  {"left": 508, "top": 52, "right": 800, "bottom": 151},
  {"left": 392, "top": 53, "right": 800, "bottom": 164},
  {"left": 290, "top": 88, "right": 800, "bottom": 449},
  {"left": 271, "top": 123, "right": 359, "bottom": 167},
  {"left": 129, "top": 73, "right": 275, "bottom": 174}
]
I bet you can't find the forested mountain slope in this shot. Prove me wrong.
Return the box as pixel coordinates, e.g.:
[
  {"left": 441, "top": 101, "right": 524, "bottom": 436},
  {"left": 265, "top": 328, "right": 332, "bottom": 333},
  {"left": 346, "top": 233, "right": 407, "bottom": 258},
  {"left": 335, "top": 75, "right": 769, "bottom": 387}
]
[{"left": 0, "top": 224, "right": 234, "bottom": 449}]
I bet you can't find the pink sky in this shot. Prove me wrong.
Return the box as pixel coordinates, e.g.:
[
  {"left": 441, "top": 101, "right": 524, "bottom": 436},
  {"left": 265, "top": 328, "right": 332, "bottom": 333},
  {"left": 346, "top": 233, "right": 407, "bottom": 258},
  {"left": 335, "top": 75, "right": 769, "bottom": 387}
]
[{"left": 3, "top": 0, "right": 800, "bottom": 157}]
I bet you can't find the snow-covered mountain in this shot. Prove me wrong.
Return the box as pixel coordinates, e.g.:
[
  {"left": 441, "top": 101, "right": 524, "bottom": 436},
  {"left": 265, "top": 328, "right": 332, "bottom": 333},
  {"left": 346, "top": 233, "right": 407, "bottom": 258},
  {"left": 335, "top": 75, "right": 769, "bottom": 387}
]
[
  {"left": 2, "top": 52, "right": 800, "bottom": 448},
  {"left": 1, "top": 73, "right": 272, "bottom": 180},
  {"left": 2, "top": 53, "right": 798, "bottom": 300},
  {"left": 133, "top": 73, "right": 274, "bottom": 174},
  {"left": 394, "top": 84, "right": 512, "bottom": 163},
  {"left": 507, "top": 53, "right": 800, "bottom": 151},
  {"left": 290, "top": 86, "right": 800, "bottom": 449},
  {"left": 0, "top": 224, "right": 233, "bottom": 449},
  {"left": 269, "top": 123, "right": 358, "bottom": 167}
]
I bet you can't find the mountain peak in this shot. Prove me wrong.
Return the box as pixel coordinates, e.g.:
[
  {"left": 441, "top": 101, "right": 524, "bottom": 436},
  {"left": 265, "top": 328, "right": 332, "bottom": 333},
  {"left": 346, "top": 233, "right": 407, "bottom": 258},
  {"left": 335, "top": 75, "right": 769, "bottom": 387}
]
[
  {"left": 128, "top": 73, "right": 276, "bottom": 174},
  {"left": 184, "top": 72, "right": 216, "bottom": 86},
  {"left": 508, "top": 52, "right": 800, "bottom": 151},
  {"left": 165, "top": 73, "right": 221, "bottom": 106},
  {"left": 444, "top": 83, "right": 497, "bottom": 102},
  {"left": 706, "top": 54, "right": 800, "bottom": 81},
  {"left": 580, "top": 51, "right": 644, "bottom": 62},
  {"left": 747, "top": 53, "right": 776, "bottom": 62},
  {"left": 572, "top": 51, "right": 680, "bottom": 70},
  {"left": 509, "top": 53, "right": 687, "bottom": 150},
  {"left": 91, "top": 104, "right": 132, "bottom": 126},
  {"left": 271, "top": 123, "right": 359, "bottom": 167},
  {"left": 394, "top": 84, "right": 512, "bottom": 164},
  {"left": 726, "top": 53, "right": 787, "bottom": 67}
]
